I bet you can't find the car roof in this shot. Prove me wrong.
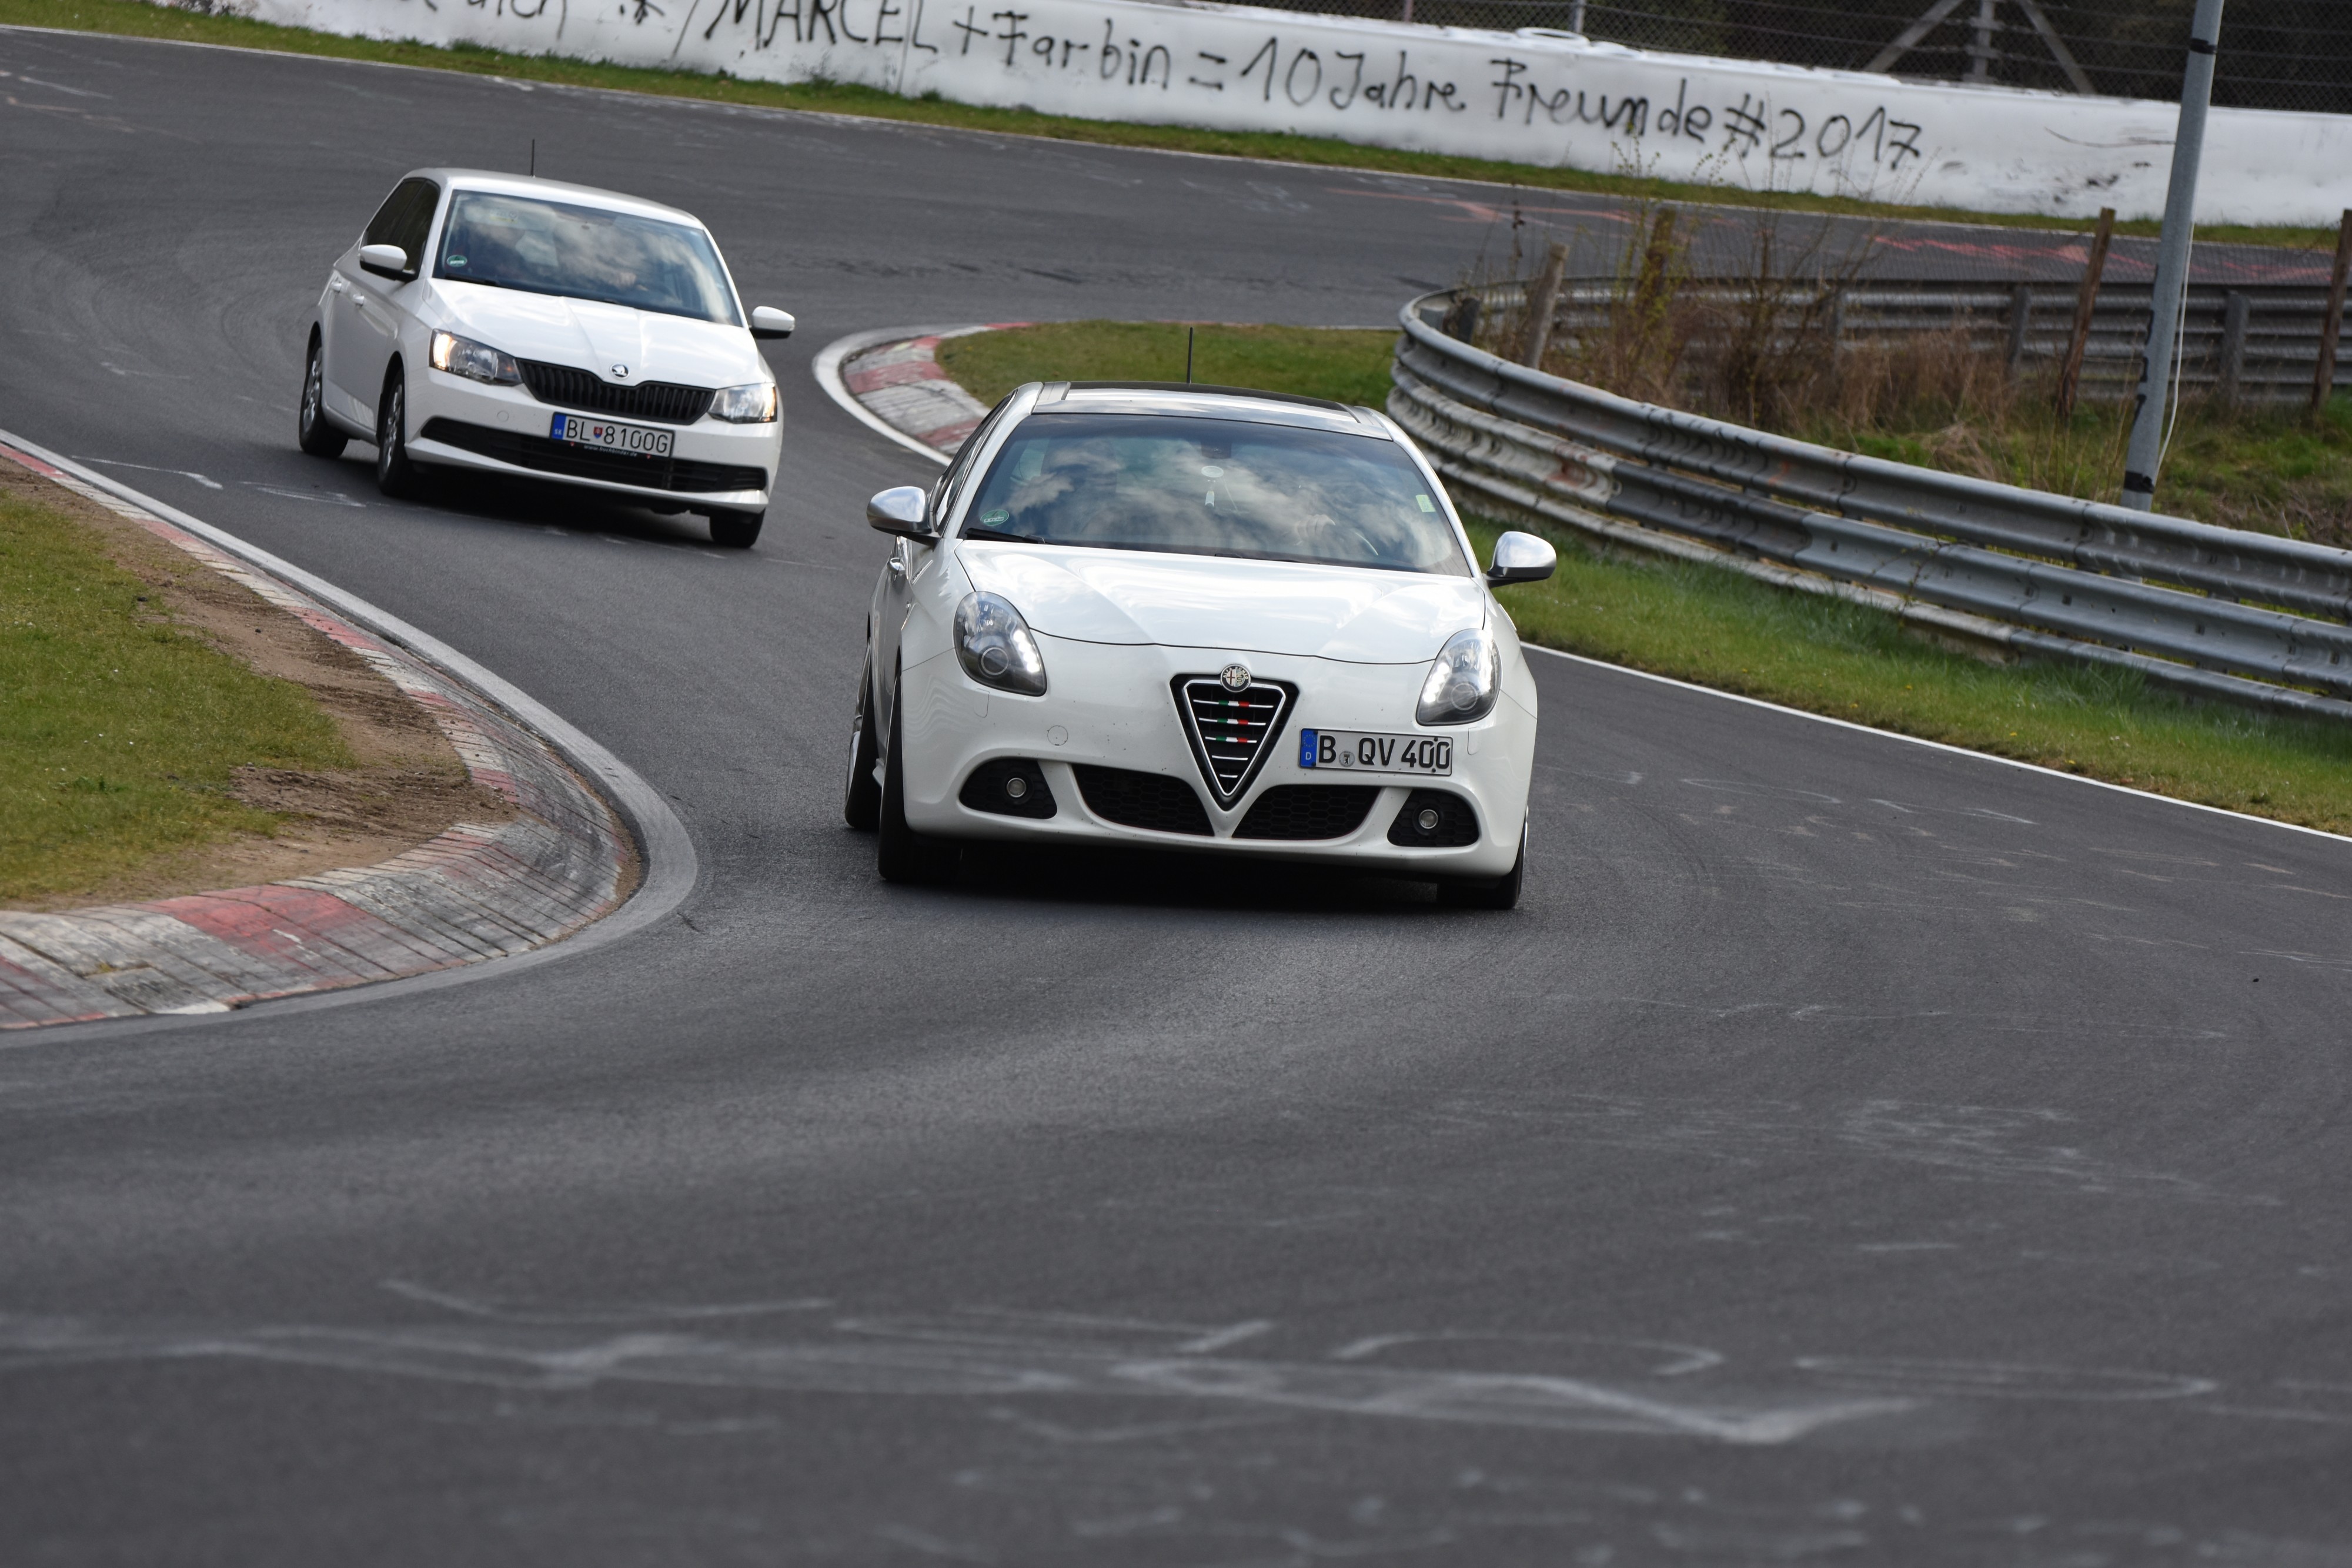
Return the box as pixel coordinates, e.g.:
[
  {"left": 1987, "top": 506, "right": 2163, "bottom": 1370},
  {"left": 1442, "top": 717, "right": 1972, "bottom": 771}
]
[
  {"left": 406, "top": 169, "right": 708, "bottom": 230},
  {"left": 1028, "top": 381, "right": 1391, "bottom": 436}
]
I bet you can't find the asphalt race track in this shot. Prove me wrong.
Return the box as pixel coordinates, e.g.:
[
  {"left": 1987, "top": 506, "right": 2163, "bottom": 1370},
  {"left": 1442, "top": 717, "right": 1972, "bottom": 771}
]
[{"left": 5, "top": 27, "right": 2351, "bottom": 1565}]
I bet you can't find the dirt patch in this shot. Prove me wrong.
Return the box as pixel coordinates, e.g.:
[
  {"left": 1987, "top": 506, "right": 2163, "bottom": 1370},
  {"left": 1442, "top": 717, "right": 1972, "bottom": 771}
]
[{"left": 1, "top": 458, "right": 516, "bottom": 911}]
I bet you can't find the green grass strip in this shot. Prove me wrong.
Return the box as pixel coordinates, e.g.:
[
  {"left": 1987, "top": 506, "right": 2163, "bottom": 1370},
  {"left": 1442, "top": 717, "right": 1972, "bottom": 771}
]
[
  {"left": 939, "top": 319, "right": 2352, "bottom": 834},
  {"left": 0, "top": 489, "right": 351, "bottom": 905},
  {"left": 1468, "top": 520, "right": 2352, "bottom": 835},
  {"left": 1, "top": 0, "right": 2333, "bottom": 249},
  {"left": 940, "top": 322, "right": 1400, "bottom": 409}
]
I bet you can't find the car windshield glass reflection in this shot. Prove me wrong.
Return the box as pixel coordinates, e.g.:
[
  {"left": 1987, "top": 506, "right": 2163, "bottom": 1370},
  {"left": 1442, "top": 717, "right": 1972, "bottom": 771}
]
[
  {"left": 434, "top": 192, "right": 741, "bottom": 326},
  {"left": 960, "top": 413, "right": 1468, "bottom": 576}
]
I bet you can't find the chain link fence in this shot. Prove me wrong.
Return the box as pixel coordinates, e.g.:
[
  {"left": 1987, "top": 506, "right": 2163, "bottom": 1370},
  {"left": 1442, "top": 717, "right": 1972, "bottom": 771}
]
[{"left": 1233, "top": 1, "right": 2352, "bottom": 118}]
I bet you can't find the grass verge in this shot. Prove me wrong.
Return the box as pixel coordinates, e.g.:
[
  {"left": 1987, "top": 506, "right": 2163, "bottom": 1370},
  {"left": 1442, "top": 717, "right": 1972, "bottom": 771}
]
[
  {"left": 938, "top": 322, "right": 1399, "bottom": 409},
  {"left": 0, "top": 485, "right": 352, "bottom": 904},
  {"left": 1469, "top": 520, "right": 2352, "bottom": 835},
  {"left": 0, "top": 0, "right": 2330, "bottom": 249},
  {"left": 933, "top": 319, "right": 2352, "bottom": 833},
  {"left": 1821, "top": 396, "right": 2352, "bottom": 547}
]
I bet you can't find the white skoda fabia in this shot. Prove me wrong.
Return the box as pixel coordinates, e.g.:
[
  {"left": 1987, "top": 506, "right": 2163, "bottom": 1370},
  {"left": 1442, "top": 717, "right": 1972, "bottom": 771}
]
[
  {"left": 297, "top": 169, "right": 793, "bottom": 547},
  {"left": 844, "top": 382, "right": 1555, "bottom": 907}
]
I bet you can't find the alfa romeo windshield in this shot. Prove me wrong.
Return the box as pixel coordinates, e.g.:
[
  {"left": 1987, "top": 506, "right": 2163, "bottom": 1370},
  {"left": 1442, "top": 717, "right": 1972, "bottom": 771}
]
[
  {"left": 433, "top": 191, "right": 741, "bottom": 325},
  {"left": 958, "top": 413, "right": 1469, "bottom": 576}
]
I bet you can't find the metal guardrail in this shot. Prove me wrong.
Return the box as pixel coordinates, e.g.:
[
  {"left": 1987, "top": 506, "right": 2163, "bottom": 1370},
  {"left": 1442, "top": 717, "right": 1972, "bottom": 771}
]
[
  {"left": 1455, "top": 278, "right": 2352, "bottom": 407},
  {"left": 1390, "top": 290, "right": 2352, "bottom": 722}
]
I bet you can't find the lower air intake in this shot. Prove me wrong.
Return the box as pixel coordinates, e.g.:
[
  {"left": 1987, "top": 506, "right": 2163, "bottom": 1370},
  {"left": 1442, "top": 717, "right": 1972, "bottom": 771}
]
[
  {"left": 1388, "top": 790, "right": 1480, "bottom": 847},
  {"left": 959, "top": 758, "right": 1055, "bottom": 819},
  {"left": 1073, "top": 767, "right": 1212, "bottom": 836},
  {"left": 1235, "top": 785, "right": 1381, "bottom": 841}
]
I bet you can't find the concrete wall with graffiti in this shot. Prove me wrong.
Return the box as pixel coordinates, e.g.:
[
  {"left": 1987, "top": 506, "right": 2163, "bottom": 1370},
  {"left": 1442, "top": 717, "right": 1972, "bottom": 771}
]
[{"left": 222, "top": 0, "right": 2352, "bottom": 223}]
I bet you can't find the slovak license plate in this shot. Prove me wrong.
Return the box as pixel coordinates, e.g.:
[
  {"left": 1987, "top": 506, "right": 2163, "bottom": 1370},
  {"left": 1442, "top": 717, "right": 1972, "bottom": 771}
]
[
  {"left": 1298, "top": 728, "right": 1452, "bottom": 776},
  {"left": 550, "top": 412, "right": 672, "bottom": 457}
]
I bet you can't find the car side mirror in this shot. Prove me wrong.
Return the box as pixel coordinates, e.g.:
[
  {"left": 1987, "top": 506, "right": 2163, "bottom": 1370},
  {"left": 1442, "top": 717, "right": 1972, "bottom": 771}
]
[
  {"left": 358, "top": 243, "right": 412, "bottom": 280},
  {"left": 1486, "top": 530, "right": 1557, "bottom": 585},
  {"left": 867, "top": 486, "right": 933, "bottom": 539},
  {"left": 750, "top": 306, "right": 796, "bottom": 340}
]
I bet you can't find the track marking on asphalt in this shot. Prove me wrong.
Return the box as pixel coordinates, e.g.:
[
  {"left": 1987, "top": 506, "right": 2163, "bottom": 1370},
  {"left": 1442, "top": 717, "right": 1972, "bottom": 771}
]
[
  {"left": 78, "top": 454, "right": 218, "bottom": 487},
  {"left": 1524, "top": 644, "right": 2352, "bottom": 847}
]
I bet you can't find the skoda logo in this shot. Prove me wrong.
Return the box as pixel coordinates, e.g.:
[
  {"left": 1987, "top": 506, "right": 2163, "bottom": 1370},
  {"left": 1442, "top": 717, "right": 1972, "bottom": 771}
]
[
  {"left": 611, "top": 364, "right": 629, "bottom": 378},
  {"left": 1220, "top": 663, "right": 1251, "bottom": 692}
]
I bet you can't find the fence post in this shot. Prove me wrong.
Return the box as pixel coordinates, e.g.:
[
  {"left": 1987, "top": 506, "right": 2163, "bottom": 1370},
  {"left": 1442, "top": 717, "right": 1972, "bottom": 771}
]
[
  {"left": 2006, "top": 283, "right": 2034, "bottom": 376},
  {"left": 1439, "top": 294, "right": 1481, "bottom": 345},
  {"left": 2218, "top": 290, "right": 2250, "bottom": 409},
  {"left": 1519, "top": 240, "right": 1570, "bottom": 369},
  {"left": 2314, "top": 208, "right": 2352, "bottom": 417},
  {"left": 2055, "top": 207, "right": 2116, "bottom": 417}
]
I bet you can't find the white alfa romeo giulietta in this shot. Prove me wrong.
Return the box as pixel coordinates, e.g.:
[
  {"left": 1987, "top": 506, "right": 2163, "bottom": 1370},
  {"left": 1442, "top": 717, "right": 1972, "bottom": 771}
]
[
  {"left": 296, "top": 169, "right": 793, "bottom": 547},
  {"left": 843, "top": 382, "right": 1555, "bottom": 908}
]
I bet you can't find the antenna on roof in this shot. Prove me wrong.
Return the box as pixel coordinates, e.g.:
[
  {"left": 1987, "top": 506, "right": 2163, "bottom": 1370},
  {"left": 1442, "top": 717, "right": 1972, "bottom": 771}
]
[
  {"left": 529, "top": 139, "right": 536, "bottom": 178},
  {"left": 1185, "top": 327, "right": 1194, "bottom": 385}
]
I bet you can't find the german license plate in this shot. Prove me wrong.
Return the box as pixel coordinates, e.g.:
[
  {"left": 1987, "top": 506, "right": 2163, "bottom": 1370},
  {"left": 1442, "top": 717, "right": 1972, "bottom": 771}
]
[
  {"left": 1298, "top": 728, "right": 1452, "bottom": 776},
  {"left": 550, "top": 412, "right": 672, "bottom": 457}
]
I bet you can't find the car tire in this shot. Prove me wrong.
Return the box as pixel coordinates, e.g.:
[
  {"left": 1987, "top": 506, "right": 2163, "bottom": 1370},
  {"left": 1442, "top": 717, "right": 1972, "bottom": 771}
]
[
  {"left": 707, "top": 508, "right": 763, "bottom": 549},
  {"left": 1438, "top": 817, "right": 1525, "bottom": 910},
  {"left": 296, "top": 333, "right": 346, "bottom": 459},
  {"left": 843, "top": 651, "right": 881, "bottom": 831},
  {"left": 876, "top": 691, "right": 955, "bottom": 884},
  {"left": 374, "top": 363, "right": 426, "bottom": 499}
]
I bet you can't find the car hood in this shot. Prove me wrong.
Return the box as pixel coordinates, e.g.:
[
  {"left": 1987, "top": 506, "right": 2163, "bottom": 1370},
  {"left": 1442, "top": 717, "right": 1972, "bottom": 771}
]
[
  {"left": 430, "top": 282, "right": 763, "bottom": 388},
  {"left": 957, "top": 544, "right": 1485, "bottom": 662}
]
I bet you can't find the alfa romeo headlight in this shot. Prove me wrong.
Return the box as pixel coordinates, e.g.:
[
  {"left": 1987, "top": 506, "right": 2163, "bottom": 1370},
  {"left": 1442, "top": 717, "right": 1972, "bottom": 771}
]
[
  {"left": 955, "top": 591, "right": 1048, "bottom": 697},
  {"left": 427, "top": 329, "right": 519, "bottom": 385},
  {"left": 710, "top": 382, "right": 779, "bottom": 423},
  {"left": 1416, "top": 627, "right": 1501, "bottom": 726}
]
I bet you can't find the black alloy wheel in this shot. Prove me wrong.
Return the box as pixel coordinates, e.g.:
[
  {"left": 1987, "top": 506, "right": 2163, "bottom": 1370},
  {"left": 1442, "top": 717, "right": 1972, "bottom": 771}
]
[
  {"left": 296, "top": 333, "right": 346, "bottom": 458},
  {"left": 843, "top": 650, "right": 881, "bottom": 831},
  {"left": 708, "top": 507, "right": 764, "bottom": 549},
  {"left": 1438, "top": 816, "right": 1526, "bottom": 910},
  {"left": 373, "top": 364, "right": 424, "bottom": 499},
  {"left": 876, "top": 687, "right": 956, "bottom": 884}
]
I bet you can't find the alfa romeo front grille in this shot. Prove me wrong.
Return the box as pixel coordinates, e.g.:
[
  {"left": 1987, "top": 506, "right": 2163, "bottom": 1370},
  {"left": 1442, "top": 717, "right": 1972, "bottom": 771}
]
[
  {"left": 516, "top": 359, "right": 715, "bottom": 425},
  {"left": 1235, "top": 785, "right": 1380, "bottom": 841},
  {"left": 1174, "top": 676, "right": 1295, "bottom": 808},
  {"left": 1073, "top": 766, "right": 1211, "bottom": 836}
]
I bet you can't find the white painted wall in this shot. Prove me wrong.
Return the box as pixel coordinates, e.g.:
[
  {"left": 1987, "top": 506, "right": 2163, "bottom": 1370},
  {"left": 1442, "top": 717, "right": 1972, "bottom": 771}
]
[{"left": 219, "top": 0, "right": 2352, "bottom": 224}]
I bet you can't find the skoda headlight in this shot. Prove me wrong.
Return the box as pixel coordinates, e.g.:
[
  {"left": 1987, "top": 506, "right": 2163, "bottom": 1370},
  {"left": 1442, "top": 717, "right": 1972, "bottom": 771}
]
[
  {"left": 1416, "top": 627, "right": 1501, "bottom": 726},
  {"left": 710, "top": 381, "right": 779, "bottom": 423},
  {"left": 955, "top": 591, "right": 1048, "bottom": 697},
  {"left": 427, "top": 329, "right": 519, "bottom": 385}
]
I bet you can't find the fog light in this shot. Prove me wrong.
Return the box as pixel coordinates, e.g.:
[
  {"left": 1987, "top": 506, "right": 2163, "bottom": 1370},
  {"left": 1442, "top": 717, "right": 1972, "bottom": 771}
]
[
  {"left": 1416, "top": 807, "right": 1441, "bottom": 833},
  {"left": 1004, "top": 775, "right": 1030, "bottom": 800}
]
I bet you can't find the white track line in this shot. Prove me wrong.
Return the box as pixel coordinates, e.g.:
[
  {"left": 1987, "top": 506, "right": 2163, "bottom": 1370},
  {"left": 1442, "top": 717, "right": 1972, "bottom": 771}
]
[
  {"left": 0, "top": 427, "right": 701, "bottom": 1025},
  {"left": 1525, "top": 643, "right": 2352, "bottom": 847}
]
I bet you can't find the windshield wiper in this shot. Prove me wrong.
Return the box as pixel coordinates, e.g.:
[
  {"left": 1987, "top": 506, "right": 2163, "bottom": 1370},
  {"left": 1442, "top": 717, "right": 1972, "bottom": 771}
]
[{"left": 960, "top": 526, "right": 1038, "bottom": 544}]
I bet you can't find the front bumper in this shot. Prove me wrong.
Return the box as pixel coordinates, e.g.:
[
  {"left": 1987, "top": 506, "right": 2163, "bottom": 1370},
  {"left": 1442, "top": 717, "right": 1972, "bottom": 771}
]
[
  {"left": 897, "top": 636, "right": 1534, "bottom": 879},
  {"left": 404, "top": 367, "right": 781, "bottom": 509}
]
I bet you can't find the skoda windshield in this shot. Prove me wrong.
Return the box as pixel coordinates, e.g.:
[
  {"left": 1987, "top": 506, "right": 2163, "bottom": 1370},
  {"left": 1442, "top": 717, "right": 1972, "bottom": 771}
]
[
  {"left": 958, "top": 413, "right": 1469, "bottom": 576},
  {"left": 433, "top": 190, "right": 741, "bottom": 326}
]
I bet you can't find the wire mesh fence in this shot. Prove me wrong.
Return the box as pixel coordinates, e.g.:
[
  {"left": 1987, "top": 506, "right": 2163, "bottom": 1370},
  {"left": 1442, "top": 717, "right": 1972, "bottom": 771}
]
[{"left": 1234, "top": 1, "right": 2352, "bottom": 118}]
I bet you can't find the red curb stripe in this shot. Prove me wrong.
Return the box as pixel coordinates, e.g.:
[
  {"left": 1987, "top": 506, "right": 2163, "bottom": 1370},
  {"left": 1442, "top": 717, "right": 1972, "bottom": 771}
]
[
  {"left": 846, "top": 359, "right": 949, "bottom": 393},
  {"left": 915, "top": 418, "right": 983, "bottom": 450},
  {"left": 0, "top": 442, "right": 68, "bottom": 480},
  {"left": 152, "top": 887, "right": 425, "bottom": 983}
]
